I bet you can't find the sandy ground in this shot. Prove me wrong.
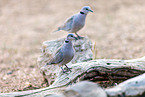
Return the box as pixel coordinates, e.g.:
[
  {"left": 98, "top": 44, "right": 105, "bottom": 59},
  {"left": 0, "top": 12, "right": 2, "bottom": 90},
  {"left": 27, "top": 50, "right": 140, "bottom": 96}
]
[{"left": 0, "top": 0, "right": 145, "bottom": 93}]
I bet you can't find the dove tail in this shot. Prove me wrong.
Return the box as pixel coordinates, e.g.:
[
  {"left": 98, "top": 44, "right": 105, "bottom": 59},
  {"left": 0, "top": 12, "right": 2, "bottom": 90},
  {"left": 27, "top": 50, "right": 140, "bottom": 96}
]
[{"left": 52, "top": 27, "right": 61, "bottom": 33}]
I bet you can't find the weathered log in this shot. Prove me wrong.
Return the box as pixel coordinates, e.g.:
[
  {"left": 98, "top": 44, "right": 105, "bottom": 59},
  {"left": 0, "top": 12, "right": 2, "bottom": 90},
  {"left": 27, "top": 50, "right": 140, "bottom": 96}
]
[
  {"left": 1, "top": 37, "right": 145, "bottom": 97},
  {"left": 63, "top": 81, "right": 107, "bottom": 97},
  {"left": 38, "top": 37, "right": 145, "bottom": 88},
  {"left": 0, "top": 57, "right": 145, "bottom": 97},
  {"left": 105, "top": 73, "right": 145, "bottom": 97},
  {"left": 38, "top": 37, "right": 93, "bottom": 86}
]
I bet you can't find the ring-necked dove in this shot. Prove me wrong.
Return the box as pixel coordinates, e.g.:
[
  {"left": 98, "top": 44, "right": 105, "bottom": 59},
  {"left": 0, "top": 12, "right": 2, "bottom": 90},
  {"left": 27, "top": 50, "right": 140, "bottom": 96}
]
[
  {"left": 54, "top": 6, "right": 93, "bottom": 39},
  {"left": 45, "top": 33, "right": 77, "bottom": 73}
]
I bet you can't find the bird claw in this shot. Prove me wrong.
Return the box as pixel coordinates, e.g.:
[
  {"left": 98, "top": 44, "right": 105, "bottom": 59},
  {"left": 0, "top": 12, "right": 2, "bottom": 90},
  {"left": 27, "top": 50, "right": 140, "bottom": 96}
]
[
  {"left": 62, "top": 70, "right": 67, "bottom": 73},
  {"left": 62, "top": 70, "right": 71, "bottom": 73},
  {"left": 77, "top": 36, "right": 84, "bottom": 39},
  {"left": 67, "top": 67, "right": 72, "bottom": 72},
  {"left": 75, "top": 33, "right": 84, "bottom": 39},
  {"left": 61, "top": 66, "right": 72, "bottom": 73}
]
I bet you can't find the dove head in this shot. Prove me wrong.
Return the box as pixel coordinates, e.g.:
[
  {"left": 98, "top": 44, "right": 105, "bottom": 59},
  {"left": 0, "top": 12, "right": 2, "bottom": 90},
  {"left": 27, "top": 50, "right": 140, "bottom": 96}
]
[
  {"left": 80, "top": 6, "right": 93, "bottom": 14},
  {"left": 66, "top": 33, "right": 77, "bottom": 41}
]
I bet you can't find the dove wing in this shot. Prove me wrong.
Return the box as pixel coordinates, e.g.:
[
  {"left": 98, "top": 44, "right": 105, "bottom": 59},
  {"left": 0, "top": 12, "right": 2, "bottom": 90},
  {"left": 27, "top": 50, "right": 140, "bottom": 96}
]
[
  {"left": 48, "top": 47, "right": 64, "bottom": 64},
  {"left": 61, "top": 15, "right": 75, "bottom": 31}
]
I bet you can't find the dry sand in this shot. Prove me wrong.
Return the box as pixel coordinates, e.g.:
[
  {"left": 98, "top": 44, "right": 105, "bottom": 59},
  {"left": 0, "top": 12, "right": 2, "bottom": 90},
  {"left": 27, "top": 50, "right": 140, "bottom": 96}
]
[{"left": 0, "top": 0, "right": 145, "bottom": 93}]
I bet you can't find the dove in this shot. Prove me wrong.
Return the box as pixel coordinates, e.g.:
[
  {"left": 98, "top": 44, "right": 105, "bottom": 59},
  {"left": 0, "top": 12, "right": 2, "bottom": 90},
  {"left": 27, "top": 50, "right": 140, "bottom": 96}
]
[
  {"left": 45, "top": 33, "right": 77, "bottom": 73},
  {"left": 54, "top": 6, "right": 93, "bottom": 38}
]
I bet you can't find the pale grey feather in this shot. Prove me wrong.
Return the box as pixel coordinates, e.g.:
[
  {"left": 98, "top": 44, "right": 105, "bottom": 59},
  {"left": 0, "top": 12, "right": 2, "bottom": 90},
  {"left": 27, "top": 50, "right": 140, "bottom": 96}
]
[
  {"left": 47, "top": 47, "right": 63, "bottom": 64},
  {"left": 46, "top": 33, "right": 77, "bottom": 73},
  {"left": 54, "top": 6, "right": 93, "bottom": 38}
]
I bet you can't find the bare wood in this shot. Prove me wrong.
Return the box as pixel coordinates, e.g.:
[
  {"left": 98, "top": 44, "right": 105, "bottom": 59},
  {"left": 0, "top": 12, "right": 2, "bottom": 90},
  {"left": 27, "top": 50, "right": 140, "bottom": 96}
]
[
  {"left": 0, "top": 56, "right": 145, "bottom": 97},
  {"left": 105, "top": 73, "right": 145, "bottom": 97}
]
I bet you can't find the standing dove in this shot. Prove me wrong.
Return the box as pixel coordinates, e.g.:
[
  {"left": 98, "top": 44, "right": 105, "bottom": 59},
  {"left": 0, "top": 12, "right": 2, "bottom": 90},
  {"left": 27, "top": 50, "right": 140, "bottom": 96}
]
[
  {"left": 54, "top": 6, "right": 93, "bottom": 38},
  {"left": 45, "top": 33, "right": 77, "bottom": 73}
]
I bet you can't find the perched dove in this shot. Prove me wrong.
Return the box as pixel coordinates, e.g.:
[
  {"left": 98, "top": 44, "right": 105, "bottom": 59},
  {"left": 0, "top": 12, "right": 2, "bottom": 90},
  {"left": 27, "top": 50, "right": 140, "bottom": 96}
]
[
  {"left": 45, "top": 33, "right": 77, "bottom": 73},
  {"left": 54, "top": 6, "right": 93, "bottom": 38}
]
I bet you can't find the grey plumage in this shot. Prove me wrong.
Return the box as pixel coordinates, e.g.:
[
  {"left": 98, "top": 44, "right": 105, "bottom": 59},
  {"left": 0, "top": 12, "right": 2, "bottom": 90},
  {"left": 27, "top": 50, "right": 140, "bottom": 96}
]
[
  {"left": 46, "top": 33, "right": 77, "bottom": 73},
  {"left": 54, "top": 6, "right": 93, "bottom": 38}
]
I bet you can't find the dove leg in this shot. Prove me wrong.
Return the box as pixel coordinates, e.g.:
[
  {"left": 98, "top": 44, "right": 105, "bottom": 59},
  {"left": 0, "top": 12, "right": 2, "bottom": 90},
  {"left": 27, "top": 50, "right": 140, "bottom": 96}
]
[
  {"left": 75, "top": 33, "right": 83, "bottom": 39},
  {"left": 61, "top": 67, "right": 66, "bottom": 73},
  {"left": 64, "top": 64, "right": 72, "bottom": 72}
]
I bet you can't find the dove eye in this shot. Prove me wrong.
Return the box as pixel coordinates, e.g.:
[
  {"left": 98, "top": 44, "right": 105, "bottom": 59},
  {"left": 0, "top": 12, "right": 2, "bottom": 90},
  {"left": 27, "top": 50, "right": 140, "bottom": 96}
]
[{"left": 86, "top": 8, "right": 88, "bottom": 10}]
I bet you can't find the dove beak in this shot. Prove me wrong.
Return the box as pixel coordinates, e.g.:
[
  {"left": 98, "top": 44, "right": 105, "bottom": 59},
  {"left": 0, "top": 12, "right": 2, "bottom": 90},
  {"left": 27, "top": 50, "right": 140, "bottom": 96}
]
[{"left": 89, "top": 9, "right": 93, "bottom": 12}]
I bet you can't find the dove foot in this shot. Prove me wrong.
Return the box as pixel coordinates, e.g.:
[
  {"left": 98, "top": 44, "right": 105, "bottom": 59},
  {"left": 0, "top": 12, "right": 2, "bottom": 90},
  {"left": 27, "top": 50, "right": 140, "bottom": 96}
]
[
  {"left": 61, "top": 66, "right": 72, "bottom": 73},
  {"left": 75, "top": 33, "right": 84, "bottom": 39},
  {"left": 64, "top": 64, "right": 72, "bottom": 72},
  {"left": 66, "top": 67, "right": 72, "bottom": 72},
  {"left": 61, "top": 67, "right": 66, "bottom": 73}
]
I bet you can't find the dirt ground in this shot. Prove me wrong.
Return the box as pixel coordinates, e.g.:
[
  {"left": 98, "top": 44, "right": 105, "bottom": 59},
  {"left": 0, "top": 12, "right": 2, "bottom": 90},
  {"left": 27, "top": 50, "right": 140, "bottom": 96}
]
[{"left": 0, "top": 0, "right": 145, "bottom": 93}]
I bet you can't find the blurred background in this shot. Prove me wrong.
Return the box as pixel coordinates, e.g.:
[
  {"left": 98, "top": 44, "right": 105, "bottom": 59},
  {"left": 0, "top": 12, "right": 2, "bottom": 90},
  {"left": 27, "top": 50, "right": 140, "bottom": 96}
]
[{"left": 0, "top": 0, "right": 145, "bottom": 93}]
